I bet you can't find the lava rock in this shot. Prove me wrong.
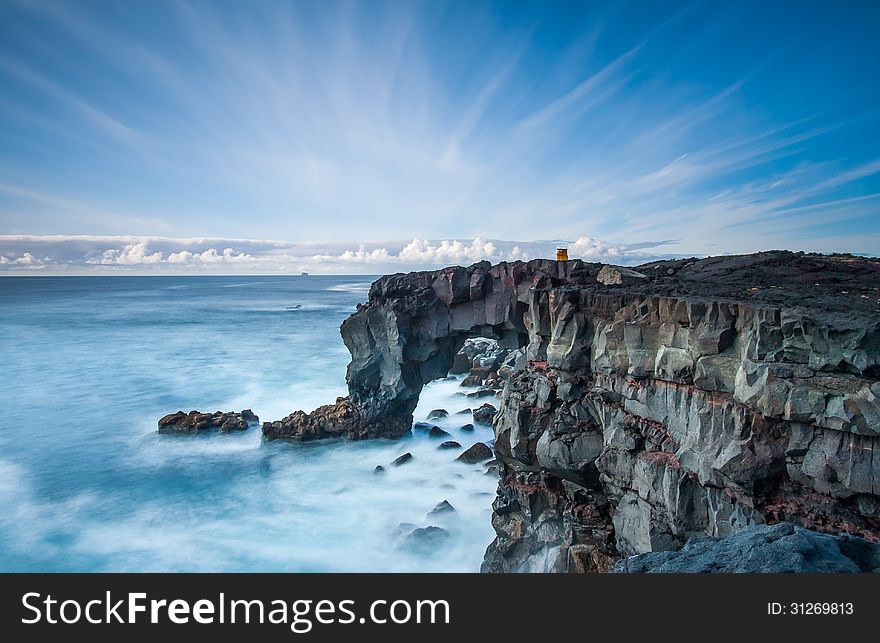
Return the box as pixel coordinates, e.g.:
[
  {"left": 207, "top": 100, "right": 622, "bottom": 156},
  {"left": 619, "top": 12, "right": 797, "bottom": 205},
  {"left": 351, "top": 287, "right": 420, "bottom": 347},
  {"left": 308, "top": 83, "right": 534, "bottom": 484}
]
[
  {"left": 596, "top": 264, "right": 649, "bottom": 286},
  {"left": 157, "top": 409, "right": 259, "bottom": 434},
  {"left": 398, "top": 526, "right": 451, "bottom": 553},
  {"left": 614, "top": 523, "right": 880, "bottom": 573},
  {"left": 472, "top": 403, "right": 496, "bottom": 425},
  {"left": 427, "top": 500, "right": 456, "bottom": 517},
  {"left": 391, "top": 453, "right": 413, "bottom": 466},
  {"left": 457, "top": 442, "right": 493, "bottom": 463}
]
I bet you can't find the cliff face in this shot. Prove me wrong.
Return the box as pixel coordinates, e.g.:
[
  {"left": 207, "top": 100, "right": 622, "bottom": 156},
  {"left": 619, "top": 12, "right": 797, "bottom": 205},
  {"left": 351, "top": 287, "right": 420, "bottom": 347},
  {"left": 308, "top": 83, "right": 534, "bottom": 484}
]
[{"left": 264, "top": 251, "right": 880, "bottom": 571}]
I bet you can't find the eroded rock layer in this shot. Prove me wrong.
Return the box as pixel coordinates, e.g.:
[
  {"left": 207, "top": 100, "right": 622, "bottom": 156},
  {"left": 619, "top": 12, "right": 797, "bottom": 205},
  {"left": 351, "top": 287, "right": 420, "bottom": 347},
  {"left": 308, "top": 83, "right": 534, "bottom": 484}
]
[{"left": 266, "top": 251, "right": 880, "bottom": 571}]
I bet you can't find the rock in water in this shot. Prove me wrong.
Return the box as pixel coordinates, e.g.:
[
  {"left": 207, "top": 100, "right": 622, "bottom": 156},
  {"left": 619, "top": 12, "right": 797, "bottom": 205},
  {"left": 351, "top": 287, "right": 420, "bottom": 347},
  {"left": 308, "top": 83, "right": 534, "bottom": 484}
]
[
  {"left": 157, "top": 409, "right": 259, "bottom": 434},
  {"left": 438, "top": 441, "right": 461, "bottom": 450},
  {"left": 427, "top": 409, "right": 449, "bottom": 420},
  {"left": 613, "top": 523, "right": 880, "bottom": 573},
  {"left": 373, "top": 465, "right": 385, "bottom": 475},
  {"left": 457, "top": 443, "right": 493, "bottom": 463},
  {"left": 391, "top": 453, "right": 413, "bottom": 467},
  {"left": 427, "top": 500, "right": 456, "bottom": 517},
  {"left": 428, "top": 426, "right": 451, "bottom": 438},
  {"left": 398, "top": 526, "right": 450, "bottom": 553},
  {"left": 472, "top": 403, "right": 496, "bottom": 425},
  {"left": 459, "top": 423, "right": 475, "bottom": 432}
]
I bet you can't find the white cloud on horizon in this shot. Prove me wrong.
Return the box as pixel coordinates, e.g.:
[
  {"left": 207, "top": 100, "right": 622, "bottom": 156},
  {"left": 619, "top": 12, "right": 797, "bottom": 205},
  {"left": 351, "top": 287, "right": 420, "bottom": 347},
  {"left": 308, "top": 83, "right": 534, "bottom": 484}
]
[{"left": 0, "top": 234, "right": 680, "bottom": 274}]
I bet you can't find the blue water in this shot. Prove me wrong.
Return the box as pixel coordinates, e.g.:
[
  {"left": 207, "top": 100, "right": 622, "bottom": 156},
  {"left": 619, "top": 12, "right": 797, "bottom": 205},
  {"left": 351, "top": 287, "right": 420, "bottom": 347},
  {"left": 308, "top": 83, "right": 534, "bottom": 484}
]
[{"left": 0, "top": 276, "right": 496, "bottom": 572}]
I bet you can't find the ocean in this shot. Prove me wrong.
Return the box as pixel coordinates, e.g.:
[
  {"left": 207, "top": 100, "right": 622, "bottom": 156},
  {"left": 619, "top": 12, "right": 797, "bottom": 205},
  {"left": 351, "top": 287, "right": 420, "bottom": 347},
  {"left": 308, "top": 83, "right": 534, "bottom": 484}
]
[{"left": 0, "top": 275, "right": 497, "bottom": 572}]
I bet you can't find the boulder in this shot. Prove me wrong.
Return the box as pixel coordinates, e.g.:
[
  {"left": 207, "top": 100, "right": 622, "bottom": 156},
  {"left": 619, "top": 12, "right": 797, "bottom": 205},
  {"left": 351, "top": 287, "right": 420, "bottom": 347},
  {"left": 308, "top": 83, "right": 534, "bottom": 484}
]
[
  {"left": 427, "top": 409, "right": 449, "bottom": 420},
  {"left": 457, "top": 442, "right": 494, "bottom": 463},
  {"left": 158, "top": 409, "right": 259, "bottom": 435},
  {"left": 614, "top": 523, "right": 880, "bottom": 573},
  {"left": 391, "top": 453, "right": 413, "bottom": 466},
  {"left": 596, "top": 264, "right": 648, "bottom": 286},
  {"left": 429, "top": 426, "right": 452, "bottom": 438},
  {"left": 398, "top": 526, "right": 451, "bottom": 553},
  {"left": 427, "top": 500, "right": 457, "bottom": 517},
  {"left": 438, "top": 441, "right": 461, "bottom": 450},
  {"left": 472, "top": 403, "right": 497, "bottom": 425}
]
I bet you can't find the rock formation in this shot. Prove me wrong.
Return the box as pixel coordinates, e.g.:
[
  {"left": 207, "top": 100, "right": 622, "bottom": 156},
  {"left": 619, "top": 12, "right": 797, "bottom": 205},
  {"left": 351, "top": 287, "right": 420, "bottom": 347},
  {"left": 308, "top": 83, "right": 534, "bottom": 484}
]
[
  {"left": 264, "top": 251, "right": 880, "bottom": 571},
  {"left": 614, "top": 522, "right": 880, "bottom": 572},
  {"left": 158, "top": 409, "right": 258, "bottom": 434}
]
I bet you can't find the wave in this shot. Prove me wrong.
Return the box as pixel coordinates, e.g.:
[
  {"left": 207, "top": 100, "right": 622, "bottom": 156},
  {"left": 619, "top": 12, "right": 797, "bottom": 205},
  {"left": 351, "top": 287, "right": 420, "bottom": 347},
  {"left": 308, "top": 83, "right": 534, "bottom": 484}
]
[{"left": 326, "top": 282, "right": 371, "bottom": 294}]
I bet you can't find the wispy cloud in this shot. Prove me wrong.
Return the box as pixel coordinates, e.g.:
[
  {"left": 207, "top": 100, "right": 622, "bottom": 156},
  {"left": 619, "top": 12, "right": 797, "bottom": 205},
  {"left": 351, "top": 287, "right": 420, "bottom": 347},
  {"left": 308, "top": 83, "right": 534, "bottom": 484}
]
[{"left": 0, "top": 2, "right": 877, "bottom": 257}]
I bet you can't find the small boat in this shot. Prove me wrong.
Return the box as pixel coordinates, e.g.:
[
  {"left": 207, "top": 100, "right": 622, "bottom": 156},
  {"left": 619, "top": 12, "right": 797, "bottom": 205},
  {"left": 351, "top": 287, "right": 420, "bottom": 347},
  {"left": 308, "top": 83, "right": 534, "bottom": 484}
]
[
  {"left": 285, "top": 304, "right": 302, "bottom": 310},
  {"left": 301, "top": 271, "right": 309, "bottom": 276}
]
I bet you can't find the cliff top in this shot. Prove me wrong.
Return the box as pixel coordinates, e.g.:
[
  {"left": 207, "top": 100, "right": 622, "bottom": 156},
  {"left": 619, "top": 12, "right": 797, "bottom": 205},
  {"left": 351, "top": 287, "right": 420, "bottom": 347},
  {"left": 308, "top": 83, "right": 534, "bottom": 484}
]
[{"left": 369, "top": 250, "right": 880, "bottom": 324}]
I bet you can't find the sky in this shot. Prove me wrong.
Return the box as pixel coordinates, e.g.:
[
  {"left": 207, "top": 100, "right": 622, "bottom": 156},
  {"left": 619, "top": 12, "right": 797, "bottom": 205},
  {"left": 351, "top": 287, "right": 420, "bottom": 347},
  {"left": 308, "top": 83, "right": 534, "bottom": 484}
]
[{"left": 0, "top": 0, "right": 879, "bottom": 274}]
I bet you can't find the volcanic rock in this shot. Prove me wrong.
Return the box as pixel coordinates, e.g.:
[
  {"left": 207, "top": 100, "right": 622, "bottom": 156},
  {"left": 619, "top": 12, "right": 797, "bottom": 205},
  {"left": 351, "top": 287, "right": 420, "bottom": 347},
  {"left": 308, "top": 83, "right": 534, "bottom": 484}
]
[
  {"left": 157, "top": 409, "right": 259, "bottom": 434},
  {"left": 391, "top": 453, "right": 413, "bottom": 466},
  {"left": 472, "top": 403, "right": 497, "bottom": 425},
  {"left": 614, "top": 523, "right": 880, "bottom": 573},
  {"left": 457, "top": 442, "right": 493, "bottom": 463}
]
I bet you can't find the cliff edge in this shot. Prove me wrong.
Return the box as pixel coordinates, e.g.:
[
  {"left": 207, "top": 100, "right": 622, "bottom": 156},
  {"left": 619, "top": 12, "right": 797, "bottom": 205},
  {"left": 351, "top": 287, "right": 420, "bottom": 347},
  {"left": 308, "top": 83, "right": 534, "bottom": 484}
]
[{"left": 263, "top": 250, "right": 880, "bottom": 571}]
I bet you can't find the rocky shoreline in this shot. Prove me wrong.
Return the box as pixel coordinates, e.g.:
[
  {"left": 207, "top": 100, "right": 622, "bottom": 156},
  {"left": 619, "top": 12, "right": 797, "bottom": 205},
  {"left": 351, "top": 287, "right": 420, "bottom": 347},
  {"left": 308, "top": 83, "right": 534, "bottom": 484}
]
[{"left": 160, "top": 251, "right": 880, "bottom": 572}]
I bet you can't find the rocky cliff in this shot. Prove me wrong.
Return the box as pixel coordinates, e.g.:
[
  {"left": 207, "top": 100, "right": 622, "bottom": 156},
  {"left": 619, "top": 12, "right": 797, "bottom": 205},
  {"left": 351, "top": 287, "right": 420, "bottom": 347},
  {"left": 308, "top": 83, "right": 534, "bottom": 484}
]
[{"left": 264, "top": 251, "right": 880, "bottom": 572}]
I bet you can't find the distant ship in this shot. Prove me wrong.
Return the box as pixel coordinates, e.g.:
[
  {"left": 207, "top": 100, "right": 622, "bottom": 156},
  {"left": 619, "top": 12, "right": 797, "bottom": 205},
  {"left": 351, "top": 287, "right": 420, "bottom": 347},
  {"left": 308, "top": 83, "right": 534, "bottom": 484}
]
[{"left": 301, "top": 271, "right": 309, "bottom": 276}]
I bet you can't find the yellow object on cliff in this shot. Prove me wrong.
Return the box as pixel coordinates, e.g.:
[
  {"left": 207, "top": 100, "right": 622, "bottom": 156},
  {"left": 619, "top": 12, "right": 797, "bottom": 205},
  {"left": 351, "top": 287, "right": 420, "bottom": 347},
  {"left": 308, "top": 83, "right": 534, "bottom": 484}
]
[{"left": 556, "top": 247, "right": 569, "bottom": 261}]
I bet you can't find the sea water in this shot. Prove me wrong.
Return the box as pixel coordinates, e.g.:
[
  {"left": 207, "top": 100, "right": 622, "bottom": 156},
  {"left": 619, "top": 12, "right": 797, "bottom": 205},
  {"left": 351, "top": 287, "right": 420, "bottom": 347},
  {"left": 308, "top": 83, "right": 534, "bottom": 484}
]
[{"left": 0, "top": 276, "right": 497, "bottom": 572}]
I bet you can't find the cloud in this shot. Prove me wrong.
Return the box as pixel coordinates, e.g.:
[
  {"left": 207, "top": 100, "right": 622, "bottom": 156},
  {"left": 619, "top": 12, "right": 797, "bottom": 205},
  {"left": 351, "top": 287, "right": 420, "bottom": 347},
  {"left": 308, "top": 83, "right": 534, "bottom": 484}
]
[{"left": 0, "top": 235, "right": 679, "bottom": 274}]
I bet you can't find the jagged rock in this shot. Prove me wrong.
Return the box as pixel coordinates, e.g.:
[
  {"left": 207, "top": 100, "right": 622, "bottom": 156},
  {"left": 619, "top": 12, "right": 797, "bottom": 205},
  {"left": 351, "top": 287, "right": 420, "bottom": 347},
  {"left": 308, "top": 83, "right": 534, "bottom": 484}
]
[
  {"left": 158, "top": 409, "right": 259, "bottom": 434},
  {"left": 457, "top": 442, "right": 493, "bottom": 463},
  {"left": 427, "top": 409, "right": 449, "bottom": 420},
  {"left": 427, "top": 500, "right": 456, "bottom": 517},
  {"left": 391, "top": 453, "right": 413, "bottom": 466},
  {"left": 438, "top": 440, "right": 461, "bottom": 449},
  {"left": 398, "top": 526, "right": 451, "bottom": 553},
  {"left": 460, "top": 374, "right": 483, "bottom": 387},
  {"left": 472, "top": 403, "right": 497, "bottom": 425},
  {"left": 614, "top": 523, "right": 880, "bottom": 573},
  {"left": 391, "top": 522, "right": 419, "bottom": 539},
  {"left": 262, "top": 397, "right": 410, "bottom": 441},
  {"left": 429, "top": 426, "right": 451, "bottom": 438}
]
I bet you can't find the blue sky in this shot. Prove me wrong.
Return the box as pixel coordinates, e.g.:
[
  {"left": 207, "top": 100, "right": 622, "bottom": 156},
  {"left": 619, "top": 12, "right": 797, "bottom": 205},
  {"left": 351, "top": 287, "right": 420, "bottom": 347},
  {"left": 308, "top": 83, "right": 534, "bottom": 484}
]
[{"left": 0, "top": 0, "right": 879, "bottom": 273}]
